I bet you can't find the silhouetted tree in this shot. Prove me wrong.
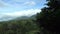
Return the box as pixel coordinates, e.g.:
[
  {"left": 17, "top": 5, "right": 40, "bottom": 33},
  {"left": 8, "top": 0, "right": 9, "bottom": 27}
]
[{"left": 36, "top": 0, "right": 60, "bottom": 34}]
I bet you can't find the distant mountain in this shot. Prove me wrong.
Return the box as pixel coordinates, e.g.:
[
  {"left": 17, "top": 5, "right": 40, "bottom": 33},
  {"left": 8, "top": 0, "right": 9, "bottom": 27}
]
[
  {"left": 14, "top": 16, "right": 30, "bottom": 20},
  {"left": 0, "top": 14, "right": 36, "bottom": 21},
  {"left": 0, "top": 15, "right": 15, "bottom": 21},
  {"left": 7, "top": 14, "right": 36, "bottom": 22}
]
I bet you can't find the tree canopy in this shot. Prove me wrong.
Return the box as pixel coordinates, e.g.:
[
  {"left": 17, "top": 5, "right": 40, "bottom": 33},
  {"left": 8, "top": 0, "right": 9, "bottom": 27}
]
[{"left": 36, "top": 0, "right": 60, "bottom": 34}]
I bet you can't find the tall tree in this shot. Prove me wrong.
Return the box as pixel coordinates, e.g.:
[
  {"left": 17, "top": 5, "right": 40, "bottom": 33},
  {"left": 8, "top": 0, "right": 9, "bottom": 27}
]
[{"left": 36, "top": 0, "right": 60, "bottom": 34}]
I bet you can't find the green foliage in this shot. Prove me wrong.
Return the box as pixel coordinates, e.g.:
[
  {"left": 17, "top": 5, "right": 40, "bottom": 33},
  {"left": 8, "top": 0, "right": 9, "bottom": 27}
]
[{"left": 0, "top": 16, "right": 39, "bottom": 34}]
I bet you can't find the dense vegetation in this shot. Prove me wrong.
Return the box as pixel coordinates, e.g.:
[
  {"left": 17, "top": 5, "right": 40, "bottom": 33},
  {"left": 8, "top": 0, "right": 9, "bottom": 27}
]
[
  {"left": 36, "top": 0, "right": 60, "bottom": 34},
  {"left": 0, "top": 15, "right": 40, "bottom": 34}
]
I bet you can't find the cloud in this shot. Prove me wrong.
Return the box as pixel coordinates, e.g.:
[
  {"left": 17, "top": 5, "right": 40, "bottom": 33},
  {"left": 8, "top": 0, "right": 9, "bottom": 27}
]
[
  {"left": 0, "top": 0, "right": 10, "bottom": 8},
  {"left": 0, "top": 0, "right": 42, "bottom": 10},
  {"left": 23, "top": 1, "right": 36, "bottom": 6},
  {"left": 0, "top": 1, "right": 6, "bottom": 7},
  {"left": 2, "top": 9, "right": 41, "bottom": 17},
  {"left": 0, "top": 9, "right": 41, "bottom": 21},
  {"left": 0, "top": 0, "right": 37, "bottom": 8}
]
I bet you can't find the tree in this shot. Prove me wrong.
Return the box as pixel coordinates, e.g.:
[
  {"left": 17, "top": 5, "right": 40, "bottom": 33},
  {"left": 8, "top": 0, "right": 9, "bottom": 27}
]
[{"left": 36, "top": 0, "right": 60, "bottom": 34}]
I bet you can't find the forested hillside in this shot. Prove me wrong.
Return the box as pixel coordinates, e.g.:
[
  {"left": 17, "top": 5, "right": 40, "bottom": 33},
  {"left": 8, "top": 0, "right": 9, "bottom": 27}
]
[{"left": 0, "top": 15, "right": 40, "bottom": 34}]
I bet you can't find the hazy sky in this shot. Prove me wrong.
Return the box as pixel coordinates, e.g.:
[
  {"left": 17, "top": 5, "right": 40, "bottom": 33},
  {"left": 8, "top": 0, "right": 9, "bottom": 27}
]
[{"left": 0, "top": 0, "right": 46, "bottom": 21}]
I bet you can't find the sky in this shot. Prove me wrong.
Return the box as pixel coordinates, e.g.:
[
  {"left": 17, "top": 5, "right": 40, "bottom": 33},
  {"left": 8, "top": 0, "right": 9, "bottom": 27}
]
[{"left": 0, "top": 0, "right": 46, "bottom": 21}]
